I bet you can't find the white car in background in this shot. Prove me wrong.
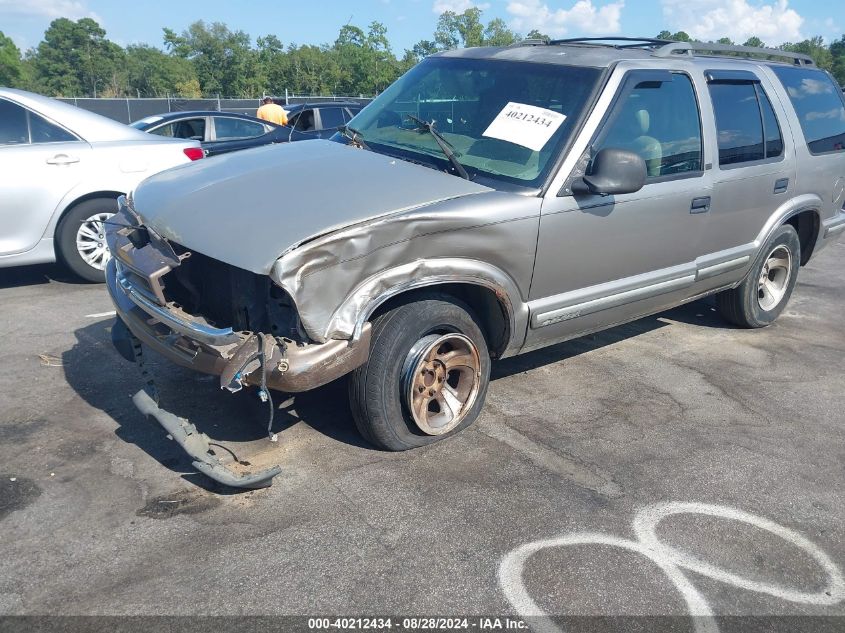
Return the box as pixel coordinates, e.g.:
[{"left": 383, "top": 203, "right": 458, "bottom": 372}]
[{"left": 0, "top": 88, "right": 204, "bottom": 281}]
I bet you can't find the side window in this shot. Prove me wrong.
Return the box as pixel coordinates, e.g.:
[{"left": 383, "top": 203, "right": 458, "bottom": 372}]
[
  {"left": 709, "top": 82, "right": 765, "bottom": 165},
  {"left": 772, "top": 66, "right": 845, "bottom": 154},
  {"left": 171, "top": 118, "right": 206, "bottom": 140},
  {"left": 708, "top": 78, "right": 784, "bottom": 166},
  {"left": 293, "top": 109, "right": 316, "bottom": 132},
  {"left": 758, "top": 85, "right": 784, "bottom": 158},
  {"left": 0, "top": 99, "right": 30, "bottom": 145},
  {"left": 595, "top": 73, "right": 702, "bottom": 178},
  {"left": 149, "top": 122, "right": 176, "bottom": 138},
  {"left": 29, "top": 111, "right": 77, "bottom": 143},
  {"left": 214, "top": 117, "right": 266, "bottom": 140},
  {"left": 318, "top": 107, "right": 345, "bottom": 130}
]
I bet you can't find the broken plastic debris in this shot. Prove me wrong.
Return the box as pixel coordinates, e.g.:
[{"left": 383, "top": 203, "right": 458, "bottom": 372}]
[
  {"left": 9, "top": 477, "right": 16, "bottom": 482},
  {"left": 38, "top": 353, "right": 63, "bottom": 367}
]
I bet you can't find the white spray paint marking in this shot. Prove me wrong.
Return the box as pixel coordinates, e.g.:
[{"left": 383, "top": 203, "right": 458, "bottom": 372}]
[
  {"left": 498, "top": 502, "right": 845, "bottom": 632},
  {"left": 634, "top": 502, "right": 845, "bottom": 605},
  {"left": 85, "top": 310, "right": 116, "bottom": 318},
  {"left": 499, "top": 532, "right": 717, "bottom": 633}
]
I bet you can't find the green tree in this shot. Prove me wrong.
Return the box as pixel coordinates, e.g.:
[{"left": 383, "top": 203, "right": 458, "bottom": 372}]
[
  {"left": 33, "top": 18, "right": 125, "bottom": 96},
  {"left": 743, "top": 36, "right": 765, "bottom": 48},
  {"left": 483, "top": 18, "right": 520, "bottom": 46},
  {"left": 124, "top": 44, "right": 197, "bottom": 97},
  {"left": 332, "top": 21, "right": 400, "bottom": 95},
  {"left": 163, "top": 21, "right": 260, "bottom": 96},
  {"left": 656, "top": 30, "right": 691, "bottom": 42},
  {"left": 0, "top": 31, "right": 23, "bottom": 87},
  {"left": 526, "top": 29, "right": 550, "bottom": 41},
  {"left": 829, "top": 35, "right": 845, "bottom": 85},
  {"left": 256, "top": 34, "right": 289, "bottom": 95},
  {"left": 435, "top": 9, "right": 484, "bottom": 49},
  {"left": 781, "top": 36, "right": 833, "bottom": 70}
]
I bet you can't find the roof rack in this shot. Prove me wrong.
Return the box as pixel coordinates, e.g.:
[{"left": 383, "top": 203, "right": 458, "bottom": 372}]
[
  {"left": 549, "top": 37, "right": 672, "bottom": 49},
  {"left": 509, "top": 37, "right": 816, "bottom": 67},
  {"left": 508, "top": 38, "right": 549, "bottom": 48},
  {"left": 652, "top": 41, "right": 814, "bottom": 66}
]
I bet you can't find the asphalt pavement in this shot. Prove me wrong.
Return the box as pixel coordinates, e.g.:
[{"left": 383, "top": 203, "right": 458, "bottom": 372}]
[{"left": 0, "top": 241, "right": 843, "bottom": 630}]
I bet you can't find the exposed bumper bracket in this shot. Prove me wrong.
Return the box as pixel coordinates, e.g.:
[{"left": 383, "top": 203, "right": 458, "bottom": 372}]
[{"left": 132, "top": 389, "right": 282, "bottom": 489}]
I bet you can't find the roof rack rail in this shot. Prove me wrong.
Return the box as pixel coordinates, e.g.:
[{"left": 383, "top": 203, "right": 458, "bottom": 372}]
[
  {"left": 653, "top": 41, "right": 814, "bottom": 66},
  {"left": 549, "top": 37, "right": 672, "bottom": 48},
  {"left": 508, "top": 38, "right": 550, "bottom": 48}
]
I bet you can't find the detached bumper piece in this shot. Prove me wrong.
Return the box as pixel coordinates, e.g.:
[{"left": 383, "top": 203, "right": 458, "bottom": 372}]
[{"left": 132, "top": 389, "right": 282, "bottom": 489}]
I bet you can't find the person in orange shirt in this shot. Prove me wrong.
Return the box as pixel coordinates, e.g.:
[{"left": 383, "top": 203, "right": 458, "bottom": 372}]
[{"left": 256, "top": 97, "right": 288, "bottom": 126}]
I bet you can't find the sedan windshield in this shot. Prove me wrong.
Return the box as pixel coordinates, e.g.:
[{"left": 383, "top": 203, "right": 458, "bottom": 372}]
[{"left": 348, "top": 56, "right": 602, "bottom": 187}]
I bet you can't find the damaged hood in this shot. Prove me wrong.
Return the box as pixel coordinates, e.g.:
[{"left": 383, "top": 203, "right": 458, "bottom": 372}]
[{"left": 131, "top": 139, "right": 491, "bottom": 274}]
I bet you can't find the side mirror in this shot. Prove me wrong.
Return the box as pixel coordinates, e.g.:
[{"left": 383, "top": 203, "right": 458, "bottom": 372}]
[{"left": 570, "top": 148, "right": 647, "bottom": 196}]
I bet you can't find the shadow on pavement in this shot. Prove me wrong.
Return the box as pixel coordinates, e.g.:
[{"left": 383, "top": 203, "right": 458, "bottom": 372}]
[
  {"left": 62, "top": 297, "right": 730, "bottom": 490},
  {"left": 0, "top": 263, "right": 85, "bottom": 290},
  {"left": 61, "top": 319, "right": 369, "bottom": 492}
]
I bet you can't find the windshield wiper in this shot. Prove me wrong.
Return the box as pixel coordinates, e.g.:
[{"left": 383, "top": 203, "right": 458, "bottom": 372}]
[
  {"left": 338, "top": 124, "right": 370, "bottom": 150},
  {"left": 405, "top": 114, "right": 471, "bottom": 180}
]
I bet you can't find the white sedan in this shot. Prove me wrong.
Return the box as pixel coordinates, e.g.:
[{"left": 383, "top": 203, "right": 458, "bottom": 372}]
[{"left": 0, "top": 88, "right": 204, "bottom": 281}]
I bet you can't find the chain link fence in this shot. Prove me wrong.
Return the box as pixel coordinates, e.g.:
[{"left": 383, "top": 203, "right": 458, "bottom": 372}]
[{"left": 58, "top": 94, "right": 374, "bottom": 124}]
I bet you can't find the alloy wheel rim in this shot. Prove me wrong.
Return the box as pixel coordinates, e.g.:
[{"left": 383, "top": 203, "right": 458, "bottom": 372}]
[
  {"left": 757, "top": 244, "right": 792, "bottom": 311},
  {"left": 75, "top": 212, "right": 114, "bottom": 271},
  {"left": 402, "top": 333, "right": 481, "bottom": 435}
]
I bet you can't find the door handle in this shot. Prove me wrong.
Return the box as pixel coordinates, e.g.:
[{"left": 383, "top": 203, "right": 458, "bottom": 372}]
[
  {"left": 690, "top": 196, "right": 711, "bottom": 214},
  {"left": 774, "top": 178, "right": 789, "bottom": 194},
  {"left": 46, "top": 154, "right": 80, "bottom": 165}
]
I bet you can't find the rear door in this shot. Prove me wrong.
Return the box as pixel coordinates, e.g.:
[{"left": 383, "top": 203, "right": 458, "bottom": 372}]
[
  {"left": 702, "top": 70, "right": 795, "bottom": 263},
  {"left": 0, "top": 98, "right": 92, "bottom": 256},
  {"left": 206, "top": 116, "right": 272, "bottom": 155}
]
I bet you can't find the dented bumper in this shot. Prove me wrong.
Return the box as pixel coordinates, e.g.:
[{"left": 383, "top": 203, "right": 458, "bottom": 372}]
[{"left": 105, "top": 240, "right": 370, "bottom": 394}]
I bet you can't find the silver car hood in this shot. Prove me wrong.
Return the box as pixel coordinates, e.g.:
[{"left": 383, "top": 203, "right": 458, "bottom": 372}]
[{"left": 132, "top": 140, "right": 491, "bottom": 274}]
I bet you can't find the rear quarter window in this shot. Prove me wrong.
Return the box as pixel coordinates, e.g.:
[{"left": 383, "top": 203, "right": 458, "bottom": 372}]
[{"left": 772, "top": 66, "right": 845, "bottom": 154}]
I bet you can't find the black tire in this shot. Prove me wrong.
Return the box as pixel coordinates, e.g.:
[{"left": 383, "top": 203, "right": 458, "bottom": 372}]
[
  {"left": 716, "top": 224, "right": 801, "bottom": 328},
  {"left": 56, "top": 197, "right": 119, "bottom": 283},
  {"left": 348, "top": 295, "right": 491, "bottom": 451}
]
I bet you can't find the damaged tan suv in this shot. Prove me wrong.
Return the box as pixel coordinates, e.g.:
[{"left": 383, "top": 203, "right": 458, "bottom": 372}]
[{"left": 107, "top": 38, "right": 845, "bottom": 488}]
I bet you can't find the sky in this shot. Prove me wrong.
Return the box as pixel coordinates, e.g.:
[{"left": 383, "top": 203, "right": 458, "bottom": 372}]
[{"left": 0, "top": 0, "right": 841, "bottom": 54}]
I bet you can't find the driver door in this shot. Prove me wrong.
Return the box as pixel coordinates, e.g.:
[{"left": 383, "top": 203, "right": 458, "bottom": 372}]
[{"left": 525, "top": 70, "right": 713, "bottom": 350}]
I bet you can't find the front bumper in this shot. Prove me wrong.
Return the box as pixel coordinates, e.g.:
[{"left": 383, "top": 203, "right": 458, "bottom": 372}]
[
  {"left": 104, "top": 224, "right": 370, "bottom": 394},
  {"left": 104, "top": 200, "right": 371, "bottom": 489}
]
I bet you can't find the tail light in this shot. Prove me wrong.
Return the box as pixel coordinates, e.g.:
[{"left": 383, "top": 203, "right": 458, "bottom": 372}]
[{"left": 183, "top": 147, "right": 204, "bottom": 161}]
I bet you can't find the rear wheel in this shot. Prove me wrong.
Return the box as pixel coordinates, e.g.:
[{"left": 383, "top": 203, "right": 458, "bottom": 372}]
[
  {"left": 56, "top": 197, "right": 118, "bottom": 282},
  {"left": 716, "top": 224, "right": 800, "bottom": 328},
  {"left": 348, "top": 295, "right": 491, "bottom": 451}
]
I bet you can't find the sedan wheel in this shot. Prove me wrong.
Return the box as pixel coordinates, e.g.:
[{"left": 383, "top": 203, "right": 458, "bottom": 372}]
[
  {"left": 75, "top": 212, "right": 113, "bottom": 271},
  {"left": 56, "top": 197, "right": 120, "bottom": 282}
]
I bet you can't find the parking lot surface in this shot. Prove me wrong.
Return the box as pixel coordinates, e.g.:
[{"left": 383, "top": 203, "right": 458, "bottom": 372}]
[{"left": 1, "top": 241, "right": 843, "bottom": 628}]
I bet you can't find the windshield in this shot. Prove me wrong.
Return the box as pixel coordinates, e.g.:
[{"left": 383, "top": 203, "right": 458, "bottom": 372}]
[{"left": 348, "top": 56, "right": 602, "bottom": 188}]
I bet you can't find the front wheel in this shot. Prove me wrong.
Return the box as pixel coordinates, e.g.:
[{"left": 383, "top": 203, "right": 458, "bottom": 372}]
[
  {"left": 716, "top": 224, "right": 801, "bottom": 328},
  {"left": 56, "top": 197, "right": 119, "bottom": 282},
  {"left": 348, "top": 295, "right": 491, "bottom": 451}
]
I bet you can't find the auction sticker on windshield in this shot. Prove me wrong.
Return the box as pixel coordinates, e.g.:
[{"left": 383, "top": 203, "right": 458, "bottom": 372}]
[{"left": 482, "top": 102, "right": 566, "bottom": 151}]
